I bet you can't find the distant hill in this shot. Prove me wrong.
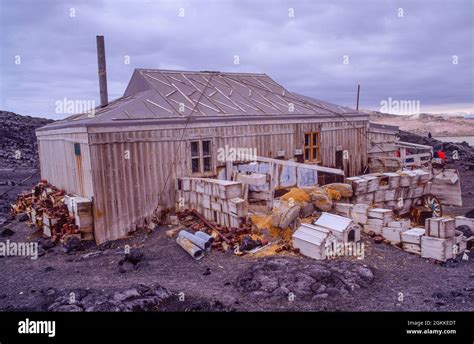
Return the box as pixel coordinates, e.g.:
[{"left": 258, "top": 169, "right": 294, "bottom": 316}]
[
  {"left": 363, "top": 110, "right": 474, "bottom": 137},
  {"left": 0, "top": 111, "right": 54, "bottom": 169}
]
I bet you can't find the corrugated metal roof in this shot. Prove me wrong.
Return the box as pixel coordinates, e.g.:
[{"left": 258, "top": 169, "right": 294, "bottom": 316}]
[{"left": 40, "top": 69, "right": 365, "bottom": 131}]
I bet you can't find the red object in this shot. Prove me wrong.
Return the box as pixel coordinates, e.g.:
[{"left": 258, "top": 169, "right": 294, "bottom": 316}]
[{"left": 438, "top": 151, "right": 446, "bottom": 160}]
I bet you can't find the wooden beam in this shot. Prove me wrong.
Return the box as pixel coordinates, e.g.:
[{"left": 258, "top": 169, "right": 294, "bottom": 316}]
[
  {"left": 396, "top": 141, "right": 433, "bottom": 151},
  {"left": 191, "top": 209, "right": 231, "bottom": 244},
  {"left": 225, "top": 160, "right": 233, "bottom": 181},
  {"left": 268, "top": 161, "right": 275, "bottom": 210},
  {"left": 241, "top": 155, "right": 345, "bottom": 176}
]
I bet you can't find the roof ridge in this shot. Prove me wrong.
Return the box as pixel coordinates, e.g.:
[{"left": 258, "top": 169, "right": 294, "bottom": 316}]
[{"left": 135, "top": 68, "right": 268, "bottom": 76}]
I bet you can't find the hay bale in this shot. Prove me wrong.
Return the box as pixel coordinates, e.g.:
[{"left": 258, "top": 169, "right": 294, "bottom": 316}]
[
  {"left": 309, "top": 188, "right": 332, "bottom": 211},
  {"left": 300, "top": 202, "right": 315, "bottom": 218},
  {"left": 325, "top": 188, "right": 341, "bottom": 201},
  {"left": 250, "top": 215, "right": 272, "bottom": 231},
  {"left": 271, "top": 201, "right": 301, "bottom": 229},
  {"left": 280, "top": 188, "right": 311, "bottom": 203},
  {"left": 323, "top": 183, "right": 353, "bottom": 198}
]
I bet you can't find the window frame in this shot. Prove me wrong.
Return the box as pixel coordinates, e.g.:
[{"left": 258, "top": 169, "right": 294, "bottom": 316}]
[
  {"left": 303, "top": 132, "right": 321, "bottom": 162},
  {"left": 189, "top": 139, "right": 213, "bottom": 175}
]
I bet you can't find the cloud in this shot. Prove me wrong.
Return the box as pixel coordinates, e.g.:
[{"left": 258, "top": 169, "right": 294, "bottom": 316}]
[{"left": 0, "top": 0, "right": 472, "bottom": 119}]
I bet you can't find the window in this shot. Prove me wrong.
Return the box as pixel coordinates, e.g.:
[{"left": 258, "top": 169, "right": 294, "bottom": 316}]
[
  {"left": 74, "top": 143, "right": 81, "bottom": 156},
  {"left": 191, "top": 141, "right": 200, "bottom": 173},
  {"left": 304, "top": 133, "right": 320, "bottom": 162},
  {"left": 190, "top": 140, "right": 212, "bottom": 174}
]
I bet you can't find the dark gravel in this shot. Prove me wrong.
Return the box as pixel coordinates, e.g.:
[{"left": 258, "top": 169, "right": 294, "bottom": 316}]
[{"left": 0, "top": 116, "right": 472, "bottom": 312}]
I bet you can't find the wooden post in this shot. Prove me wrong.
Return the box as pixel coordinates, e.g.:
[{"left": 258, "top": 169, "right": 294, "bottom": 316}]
[
  {"left": 268, "top": 161, "right": 275, "bottom": 210},
  {"left": 400, "top": 147, "right": 407, "bottom": 168},
  {"left": 226, "top": 160, "right": 233, "bottom": 181}
]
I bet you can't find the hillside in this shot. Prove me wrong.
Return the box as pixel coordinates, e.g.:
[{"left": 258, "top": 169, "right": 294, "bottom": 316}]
[
  {"left": 0, "top": 111, "right": 54, "bottom": 169},
  {"left": 366, "top": 110, "right": 474, "bottom": 137}
]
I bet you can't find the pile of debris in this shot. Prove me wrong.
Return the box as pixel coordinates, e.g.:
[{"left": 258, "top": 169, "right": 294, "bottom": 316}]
[
  {"left": 346, "top": 169, "right": 432, "bottom": 214},
  {"left": 399, "top": 130, "right": 474, "bottom": 163},
  {"left": 337, "top": 200, "right": 472, "bottom": 261},
  {"left": 176, "top": 208, "right": 254, "bottom": 254},
  {"left": 10, "top": 180, "right": 93, "bottom": 242}
]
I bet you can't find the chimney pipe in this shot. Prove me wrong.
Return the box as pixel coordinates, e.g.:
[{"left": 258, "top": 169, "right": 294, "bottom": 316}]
[
  {"left": 356, "top": 84, "right": 360, "bottom": 111},
  {"left": 96, "top": 35, "right": 108, "bottom": 107}
]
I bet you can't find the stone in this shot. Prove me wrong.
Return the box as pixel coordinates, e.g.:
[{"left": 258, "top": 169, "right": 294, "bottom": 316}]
[
  {"left": 272, "top": 286, "right": 290, "bottom": 297},
  {"left": 46, "top": 289, "right": 56, "bottom": 296},
  {"left": 239, "top": 235, "right": 261, "bottom": 251},
  {"left": 40, "top": 238, "right": 56, "bottom": 250},
  {"left": 53, "top": 304, "right": 83, "bottom": 312},
  {"left": 64, "top": 236, "right": 83, "bottom": 252},
  {"left": 1, "top": 227, "right": 15, "bottom": 237},
  {"left": 113, "top": 288, "right": 140, "bottom": 302},
  {"left": 125, "top": 249, "right": 143, "bottom": 265},
  {"left": 17, "top": 213, "right": 29, "bottom": 222},
  {"left": 456, "top": 225, "right": 472, "bottom": 238},
  {"left": 118, "top": 260, "right": 136, "bottom": 273},
  {"left": 312, "top": 293, "right": 329, "bottom": 300}
]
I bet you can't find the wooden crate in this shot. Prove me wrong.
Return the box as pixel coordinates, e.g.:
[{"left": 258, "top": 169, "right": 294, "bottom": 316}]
[
  {"left": 402, "top": 242, "right": 421, "bottom": 255},
  {"left": 368, "top": 208, "right": 393, "bottom": 225},
  {"left": 374, "top": 190, "right": 385, "bottom": 203},
  {"left": 425, "top": 217, "right": 455, "bottom": 238},
  {"left": 346, "top": 177, "right": 368, "bottom": 195},
  {"left": 384, "top": 189, "right": 397, "bottom": 202},
  {"left": 361, "top": 175, "right": 379, "bottom": 193},
  {"left": 387, "top": 219, "right": 411, "bottom": 230},
  {"left": 382, "top": 226, "right": 405, "bottom": 244},
  {"left": 355, "top": 192, "right": 374, "bottom": 204},
  {"left": 421, "top": 236, "right": 454, "bottom": 261},
  {"left": 334, "top": 203, "right": 353, "bottom": 217},
  {"left": 401, "top": 227, "right": 425, "bottom": 245},
  {"left": 228, "top": 198, "right": 248, "bottom": 217},
  {"left": 365, "top": 218, "right": 383, "bottom": 235},
  {"left": 383, "top": 172, "right": 400, "bottom": 188}
]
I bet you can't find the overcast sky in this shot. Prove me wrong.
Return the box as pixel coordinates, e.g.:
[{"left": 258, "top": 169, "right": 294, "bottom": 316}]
[{"left": 0, "top": 0, "right": 472, "bottom": 119}]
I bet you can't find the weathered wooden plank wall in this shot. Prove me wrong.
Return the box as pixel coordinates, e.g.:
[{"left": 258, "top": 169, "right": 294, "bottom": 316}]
[
  {"left": 87, "top": 119, "right": 369, "bottom": 243},
  {"left": 37, "top": 130, "right": 94, "bottom": 199}
]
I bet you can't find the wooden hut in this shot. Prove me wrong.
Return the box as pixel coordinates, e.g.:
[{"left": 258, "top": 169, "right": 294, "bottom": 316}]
[{"left": 36, "top": 69, "right": 369, "bottom": 243}]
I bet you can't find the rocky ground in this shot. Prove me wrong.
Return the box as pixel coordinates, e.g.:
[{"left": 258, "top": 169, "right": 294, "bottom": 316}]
[
  {"left": 0, "top": 112, "right": 473, "bottom": 312},
  {"left": 0, "top": 213, "right": 472, "bottom": 312}
]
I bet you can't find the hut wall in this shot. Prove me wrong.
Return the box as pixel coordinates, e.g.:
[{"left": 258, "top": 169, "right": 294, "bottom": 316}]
[
  {"left": 87, "top": 118, "right": 369, "bottom": 243},
  {"left": 36, "top": 129, "right": 94, "bottom": 199}
]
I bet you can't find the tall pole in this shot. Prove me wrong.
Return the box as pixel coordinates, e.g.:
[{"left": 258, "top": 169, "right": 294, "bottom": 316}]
[
  {"left": 356, "top": 84, "right": 360, "bottom": 111},
  {"left": 96, "top": 35, "right": 108, "bottom": 108}
]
